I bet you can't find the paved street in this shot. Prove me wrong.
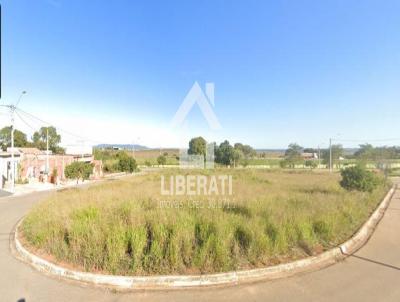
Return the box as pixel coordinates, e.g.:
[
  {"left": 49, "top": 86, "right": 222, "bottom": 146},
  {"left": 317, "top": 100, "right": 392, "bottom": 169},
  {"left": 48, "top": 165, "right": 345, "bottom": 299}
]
[
  {"left": 1, "top": 184, "right": 399, "bottom": 302},
  {"left": 0, "top": 189, "right": 12, "bottom": 198}
]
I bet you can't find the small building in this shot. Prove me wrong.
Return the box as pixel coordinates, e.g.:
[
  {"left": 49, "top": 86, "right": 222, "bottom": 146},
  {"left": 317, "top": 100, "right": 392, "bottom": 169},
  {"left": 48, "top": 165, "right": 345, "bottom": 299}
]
[
  {"left": 0, "top": 152, "right": 21, "bottom": 189},
  {"left": 6, "top": 147, "right": 102, "bottom": 185},
  {"left": 301, "top": 152, "right": 318, "bottom": 160}
]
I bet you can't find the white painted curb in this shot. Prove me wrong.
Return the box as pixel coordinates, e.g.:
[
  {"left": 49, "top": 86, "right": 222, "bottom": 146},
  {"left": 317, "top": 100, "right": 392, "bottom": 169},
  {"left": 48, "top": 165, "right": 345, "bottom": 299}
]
[
  {"left": 340, "top": 186, "right": 395, "bottom": 255},
  {"left": 13, "top": 186, "right": 395, "bottom": 289}
]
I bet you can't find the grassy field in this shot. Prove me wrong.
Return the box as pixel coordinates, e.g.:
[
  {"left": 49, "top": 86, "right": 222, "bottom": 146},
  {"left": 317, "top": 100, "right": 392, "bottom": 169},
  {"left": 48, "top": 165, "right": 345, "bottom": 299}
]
[
  {"left": 133, "top": 149, "right": 179, "bottom": 165},
  {"left": 22, "top": 169, "right": 389, "bottom": 275}
]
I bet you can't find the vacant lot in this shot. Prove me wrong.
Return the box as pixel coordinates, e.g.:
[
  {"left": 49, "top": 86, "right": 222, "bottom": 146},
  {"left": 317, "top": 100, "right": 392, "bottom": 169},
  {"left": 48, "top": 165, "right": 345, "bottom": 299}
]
[
  {"left": 22, "top": 169, "right": 388, "bottom": 275},
  {"left": 134, "top": 149, "right": 179, "bottom": 165}
]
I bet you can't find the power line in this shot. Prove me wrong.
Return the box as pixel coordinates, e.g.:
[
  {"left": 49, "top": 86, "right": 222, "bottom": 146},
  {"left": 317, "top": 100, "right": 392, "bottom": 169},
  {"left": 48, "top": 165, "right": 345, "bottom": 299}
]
[
  {"left": 15, "top": 107, "right": 105, "bottom": 145},
  {"left": 15, "top": 110, "right": 37, "bottom": 131}
]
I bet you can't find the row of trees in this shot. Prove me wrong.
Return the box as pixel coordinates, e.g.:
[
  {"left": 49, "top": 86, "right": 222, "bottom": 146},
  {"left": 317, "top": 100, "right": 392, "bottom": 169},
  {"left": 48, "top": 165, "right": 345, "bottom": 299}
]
[
  {"left": 283, "top": 143, "right": 400, "bottom": 169},
  {"left": 284, "top": 143, "right": 400, "bottom": 165},
  {"left": 0, "top": 126, "right": 64, "bottom": 154},
  {"left": 283, "top": 143, "right": 344, "bottom": 168},
  {"left": 188, "top": 137, "right": 257, "bottom": 167},
  {"left": 354, "top": 144, "right": 400, "bottom": 161}
]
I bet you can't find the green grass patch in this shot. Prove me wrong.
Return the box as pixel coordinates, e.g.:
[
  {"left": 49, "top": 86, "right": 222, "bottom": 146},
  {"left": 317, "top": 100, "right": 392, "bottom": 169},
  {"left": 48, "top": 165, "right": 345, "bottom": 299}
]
[{"left": 22, "top": 169, "right": 389, "bottom": 275}]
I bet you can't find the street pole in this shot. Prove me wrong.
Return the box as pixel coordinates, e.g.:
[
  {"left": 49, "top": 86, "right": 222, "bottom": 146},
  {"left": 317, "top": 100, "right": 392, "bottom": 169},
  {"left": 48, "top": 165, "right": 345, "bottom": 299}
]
[
  {"left": 46, "top": 127, "right": 49, "bottom": 175},
  {"left": 329, "top": 138, "right": 332, "bottom": 172},
  {"left": 3, "top": 91, "right": 26, "bottom": 193},
  {"left": 10, "top": 106, "right": 15, "bottom": 193},
  {"left": 318, "top": 145, "right": 321, "bottom": 168}
]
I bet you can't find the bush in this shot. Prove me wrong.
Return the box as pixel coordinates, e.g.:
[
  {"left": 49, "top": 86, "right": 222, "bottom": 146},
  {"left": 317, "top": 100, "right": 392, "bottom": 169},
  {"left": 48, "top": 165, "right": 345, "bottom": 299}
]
[
  {"left": 117, "top": 154, "right": 137, "bottom": 173},
  {"left": 103, "top": 160, "right": 118, "bottom": 173},
  {"left": 305, "top": 160, "right": 318, "bottom": 169},
  {"left": 340, "top": 165, "right": 380, "bottom": 192},
  {"left": 65, "top": 161, "right": 94, "bottom": 183},
  {"left": 157, "top": 155, "right": 167, "bottom": 166},
  {"left": 279, "top": 160, "right": 288, "bottom": 168}
]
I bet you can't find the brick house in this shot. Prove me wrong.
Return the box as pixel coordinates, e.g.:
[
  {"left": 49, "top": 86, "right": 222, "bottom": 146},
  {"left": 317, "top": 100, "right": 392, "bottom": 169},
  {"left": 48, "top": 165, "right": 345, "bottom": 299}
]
[{"left": 8, "top": 147, "right": 102, "bottom": 183}]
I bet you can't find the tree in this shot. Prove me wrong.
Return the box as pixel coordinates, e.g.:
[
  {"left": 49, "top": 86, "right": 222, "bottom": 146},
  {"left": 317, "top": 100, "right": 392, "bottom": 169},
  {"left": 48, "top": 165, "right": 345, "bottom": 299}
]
[
  {"left": 354, "top": 144, "right": 398, "bottom": 162},
  {"left": 0, "top": 126, "right": 29, "bottom": 150},
  {"left": 232, "top": 148, "right": 244, "bottom": 167},
  {"left": 234, "top": 143, "right": 257, "bottom": 158},
  {"left": 354, "top": 144, "right": 374, "bottom": 161},
  {"left": 64, "top": 161, "right": 93, "bottom": 183},
  {"left": 284, "top": 143, "right": 303, "bottom": 167},
  {"left": 116, "top": 152, "right": 137, "bottom": 173},
  {"left": 157, "top": 155, "right": 167, "bottom": 166},
  {"left": 322, "top": 144, "right": 344, "bottom": 168},
  {"left": 303, "top": 148, "right": 317, "bottom": 153},
  {"left": 33, "top": 126, "right": 63, "bottom": 154},
  {"left": 188, "top": 137, "right": 207, "bottom": 156},
  {"left": 215, "top": 140, "right": 234, "bottom": 166}
]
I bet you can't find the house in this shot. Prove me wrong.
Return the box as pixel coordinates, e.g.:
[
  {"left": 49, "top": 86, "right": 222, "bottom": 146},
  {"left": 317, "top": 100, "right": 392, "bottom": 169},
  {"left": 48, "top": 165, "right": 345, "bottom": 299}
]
[
  {"left": 0, "top": 151, "right": 22, "bottom": 189},
  {"left": 301, "top": 152, "right": 318, "bottom": 160},
  {"left": 6, "top": 147, "right": 103, "bottom": 184}
]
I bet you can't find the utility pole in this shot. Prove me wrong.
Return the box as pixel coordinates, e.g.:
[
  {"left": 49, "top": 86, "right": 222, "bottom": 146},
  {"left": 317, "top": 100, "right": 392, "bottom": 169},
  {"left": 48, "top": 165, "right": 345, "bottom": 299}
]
[
  {"left": 329, "top": 138, "right": 332, "bottom": 172},
  {"left": 4, "top": 91, "right": 27, "bottom": 193},
  {"left": 318, "top": 145, "right": 321, "bottom": 168},
  {"left": 46, "top": 127, "right": 49, "bottom": 175},
  {"left": 10, "top": 105, "right": 15, "bottom": 193}
]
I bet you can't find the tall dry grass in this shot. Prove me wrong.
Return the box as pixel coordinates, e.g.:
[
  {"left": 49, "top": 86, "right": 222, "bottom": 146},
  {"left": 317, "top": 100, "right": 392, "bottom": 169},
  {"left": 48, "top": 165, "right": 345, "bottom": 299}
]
[{"left": 22, "top": 169, "right": 389, "bottom": 275}]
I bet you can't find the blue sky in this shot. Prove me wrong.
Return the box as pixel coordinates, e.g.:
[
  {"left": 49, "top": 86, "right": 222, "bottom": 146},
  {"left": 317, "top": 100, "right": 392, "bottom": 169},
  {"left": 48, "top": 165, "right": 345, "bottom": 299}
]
[{"left": 1, "top": 0, "right": 400, "bottom": 148}]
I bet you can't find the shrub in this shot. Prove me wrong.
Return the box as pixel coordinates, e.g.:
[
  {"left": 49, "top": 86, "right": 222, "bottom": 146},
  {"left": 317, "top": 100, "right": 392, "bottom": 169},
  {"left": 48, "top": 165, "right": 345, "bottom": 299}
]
[
  {"left": 117, "top": 154, "right": 137, "bottom": 173},
  {"left": 305, "top": 160, "right": 318, "bottom": 169},
  {"left": 157, "top": 155, "right": 167, "bottom": 166},
  {"left": 279, "top": 160, "right": 288, "bottom": 168},
  {"left": 65, "top": 161, "right": 93, "bottom": 183},
  {"left": 103, "top": 160, "right": 118, "bottom": 173},
  {"left": 340, "top": 165, "right": 380, "bottom": 192}
]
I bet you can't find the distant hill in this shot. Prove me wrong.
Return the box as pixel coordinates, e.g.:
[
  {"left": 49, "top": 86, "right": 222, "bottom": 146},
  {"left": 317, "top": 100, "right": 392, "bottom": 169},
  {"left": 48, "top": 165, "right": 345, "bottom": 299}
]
[
  {"left": 256, "top": 148, "right": 359, "bottom": 156},
  {"left": 95, "top": 144, "right": 149, "bottom": 151},
  {"left": 256, "top": 149, "right": 286, "bottom": 153}
]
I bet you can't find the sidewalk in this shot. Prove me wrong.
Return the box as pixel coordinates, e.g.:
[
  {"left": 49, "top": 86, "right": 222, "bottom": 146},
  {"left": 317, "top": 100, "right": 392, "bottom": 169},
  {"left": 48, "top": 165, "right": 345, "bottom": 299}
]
[
  {"left": 2, "top": 180, "right": 93, "bottom": 197},
  {"left": 1, "top": 171, "right": 146, "bottom": 197}
]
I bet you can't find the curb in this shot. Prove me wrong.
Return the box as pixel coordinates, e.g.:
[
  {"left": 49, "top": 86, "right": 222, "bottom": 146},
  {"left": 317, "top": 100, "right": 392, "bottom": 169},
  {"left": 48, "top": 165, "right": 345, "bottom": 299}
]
[
  {"left": 13, "top": 186, "right": 396, "bottom": 289},
  {"left": 339, "top": 185, "right": 395, "bottom": 255},
  {"left": 1, "top": 172, "right": 140, "bottom": 200}
]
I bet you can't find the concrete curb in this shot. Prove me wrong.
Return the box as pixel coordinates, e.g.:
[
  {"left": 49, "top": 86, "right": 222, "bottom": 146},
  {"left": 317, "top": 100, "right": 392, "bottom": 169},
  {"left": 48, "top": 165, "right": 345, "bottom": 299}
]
[
  {"left": 13, "top": 186, "right": 395, "bottom": 289},
  {"left": 340, "top": 186, "right": 395, "bottom": 255}
]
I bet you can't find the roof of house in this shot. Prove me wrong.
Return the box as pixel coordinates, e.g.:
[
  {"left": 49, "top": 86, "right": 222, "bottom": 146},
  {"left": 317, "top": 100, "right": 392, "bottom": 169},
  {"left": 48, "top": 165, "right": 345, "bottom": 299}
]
[
  {"left": 0, "top": 151, "right": 21, "bottom": 158},
  {"left": 7, "top": 147, "right": 44, "bottom": 155},
  {"left": 19, "top": 147, "right": 44, "bottom": 154}
]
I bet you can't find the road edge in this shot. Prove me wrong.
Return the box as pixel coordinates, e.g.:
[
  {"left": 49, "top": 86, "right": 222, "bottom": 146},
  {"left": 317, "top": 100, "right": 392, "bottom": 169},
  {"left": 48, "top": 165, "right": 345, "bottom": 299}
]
[{"left": 12, "top": 186, "right": 396, "bottom": 289}]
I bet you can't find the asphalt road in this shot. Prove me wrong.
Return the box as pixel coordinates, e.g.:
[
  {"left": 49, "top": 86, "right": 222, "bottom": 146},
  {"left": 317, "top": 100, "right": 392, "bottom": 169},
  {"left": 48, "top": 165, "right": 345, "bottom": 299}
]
[
  {"left": 0, "top": 189, "right": 12, "bottom": 198},
  {"left": 1, "top": 184, "right": 400, "bottom": 302}
]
